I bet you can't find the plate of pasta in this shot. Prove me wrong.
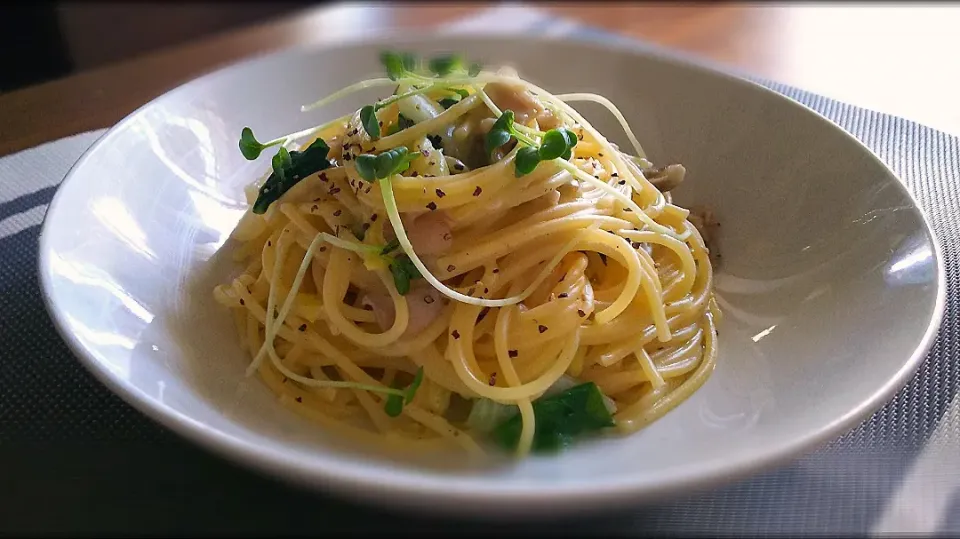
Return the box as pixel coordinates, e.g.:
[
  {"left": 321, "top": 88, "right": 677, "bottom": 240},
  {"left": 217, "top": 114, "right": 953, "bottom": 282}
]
[{"left": 39, "top": 35, "right": 944, "bottom": 515}]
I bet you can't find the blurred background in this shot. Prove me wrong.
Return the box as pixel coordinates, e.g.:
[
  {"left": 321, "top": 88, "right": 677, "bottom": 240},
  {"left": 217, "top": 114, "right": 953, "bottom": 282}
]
[
  {"left": 2, "top": 2, "right": 310, "bottom": 92},
  {"left": 4, "top": 1, "right": 960, "bottom": 141}
]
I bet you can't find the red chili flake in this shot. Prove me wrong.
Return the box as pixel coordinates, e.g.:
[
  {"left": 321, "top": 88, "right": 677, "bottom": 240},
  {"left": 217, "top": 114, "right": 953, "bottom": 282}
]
[
  {"left": 370, "top": 214, "right": 378, "bottom": 222},
  {"left": 631, "top": 242, "right": 641, "bottom": 249},
  {"left": 492, "top": 268, "right": 499, "bottom": 274},
  {"left": 508, "top": 350, "right": 519, "bottom": 358},
  {"left": 319, "top": 173, "right": 329, "bottom": 182},
  {"left": 319, "top": 246, "right": 327, "bottom": 252},
  {"left": 424, "top": 295, "right": 435, "bottom": 304},
  {"left": 447, "top": 264, "right": 456, "bottom": 272},
  {"left": 239, "top": 299, "right": 245, "bottom": 306},
  {"left": 611, "top": 172, "right": 619, "bottom": 178},
  {"left": 578, "top": 309, "right": 586, "bottom": 317},
  {"left": 473, "top": 186, "right": 482, "bottom": 197},
  {"left": 426, "top": 202, "right": 438, "bottom": 211},
  {"left": 362, "top": 304, "right": 373, "bottom": 311},
  {"left": 558, "top": 293, "right": 568, "bottom": 299},
  {"left": 333, "top": 209, "right": 341, "bottom": 216},
  {"left": 442, "top": 232, "right": 452, "bottom": 241},
  {"left": 488, "top": 372, "right": 497, "bottom": 386},
  {"left": 618, "top": 180, "right": 626, "bottom": 185},
  {"left": 435, "top": 188, "right": 446, "bottom": 198},
  {"left": 538, "top": 325, "right": 548, "bottom": 333},
  {"left": 451, "top": 330, "right": 461, "bottom": 340},
  {"left": 329, "top": 186, "right": 341, "bottom": 195},
  {"left": 295, "top": 396, "right": 303, "bottom": 403},
  {"left": 298, "top": 324, "right": 307, "bottom": 332},
  {"left": 478, "top": 307, "right": 490, "bottom": 322},
  {"left": 267, "top": 241, "right": 272, "bottom": 247}
]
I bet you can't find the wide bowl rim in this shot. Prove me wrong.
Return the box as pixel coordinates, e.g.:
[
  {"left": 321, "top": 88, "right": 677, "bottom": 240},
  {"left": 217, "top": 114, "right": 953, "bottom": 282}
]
[{"left": 37, "top": 30, "right": 947, "bottom": 515}]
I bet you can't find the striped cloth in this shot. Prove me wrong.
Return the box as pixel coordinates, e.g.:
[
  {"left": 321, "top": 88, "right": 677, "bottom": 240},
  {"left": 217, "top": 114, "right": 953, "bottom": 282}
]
[{"left": 2, "top": 4, "right": 959, "bottom": 535}]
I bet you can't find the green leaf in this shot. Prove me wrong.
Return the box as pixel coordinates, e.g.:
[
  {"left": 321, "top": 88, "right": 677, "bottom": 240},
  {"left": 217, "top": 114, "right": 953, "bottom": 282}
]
[
  {"left": 386, "top": 114, "right": 414, "bottom": 136},
  {"left": 538, "top": 129, "right": 568, "bottom": 161},
  {"left": 384, "top": 367, "right": 425, "bottom": 417},
  {"left": 468, "top": 62, "right": 482, "bottom": 77},
  {"left": 485, "top": 110, "right": 515, "bottom": 157},
  {"left": 239, "top": 127, "right": 268, "bottom": 160},
  {"left": 253, "top": 139, "right": 332, "bottom": 214},
  {"left": 355, "top": 154, "right": 377, "bottom": 182},
  {"left": 401, "top": 52, "right": 418, "bottom": 72},
  {"left": 381, "top": 238, "right": 401, "bottom": 255},
  {"left": 492, "top": 382, "right": 615, "bottom": 453},
  {"left": 514, "top": 146, "right": 542, "bottom": 177},
  {"left": 439, "top": 98, "right": 458, "bottom": 109},
  {"left": 380, "top": 51, "right": 407, "bottom": 81},
  {"left": 452, "top": 88, "right": 470, "bottom": 99},
  {"left": 428, "top": 54, "right": 463, "bottom": 76},
  {"left": 360, "top": 105, "right": 380, "bottom": 139},
  {"left": 389, "top": 254, "right": 421, "bottom": 295}
]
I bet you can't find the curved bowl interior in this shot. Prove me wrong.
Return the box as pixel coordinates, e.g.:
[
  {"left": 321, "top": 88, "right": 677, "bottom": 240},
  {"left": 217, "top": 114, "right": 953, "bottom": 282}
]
[{"left": 38, "top": 34, "right": 943, "bottom": 514}]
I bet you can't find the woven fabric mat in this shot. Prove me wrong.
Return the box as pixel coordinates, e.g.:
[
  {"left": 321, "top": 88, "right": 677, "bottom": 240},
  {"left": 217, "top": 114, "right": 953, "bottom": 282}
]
[{"left": 2, "top": 5, "right": 959, "bottom": 535}]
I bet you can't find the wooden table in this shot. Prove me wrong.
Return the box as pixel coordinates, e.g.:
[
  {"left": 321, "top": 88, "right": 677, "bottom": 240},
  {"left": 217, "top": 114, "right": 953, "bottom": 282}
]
[{"left": 2, "top": 2, "right": 959, "bottom": 157}]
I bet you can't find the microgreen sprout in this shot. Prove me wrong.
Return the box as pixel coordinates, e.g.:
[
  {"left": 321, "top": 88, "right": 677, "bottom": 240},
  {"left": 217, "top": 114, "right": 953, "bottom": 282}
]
[
  {"left": 354, "top": 147, "right": 418, "bottom": 182},
  {"left": 384, "top": 367, "right": 425, "bottom": 417}
]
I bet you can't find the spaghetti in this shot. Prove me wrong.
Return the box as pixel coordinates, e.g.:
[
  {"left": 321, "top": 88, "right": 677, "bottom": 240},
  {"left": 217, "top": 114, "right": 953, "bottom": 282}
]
[{"left": 214, "top": 52, "right": 719, "bottom": 458}]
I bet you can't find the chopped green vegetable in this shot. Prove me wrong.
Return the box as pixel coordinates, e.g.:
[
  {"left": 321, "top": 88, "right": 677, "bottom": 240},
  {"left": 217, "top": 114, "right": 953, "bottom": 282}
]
[
  {"left": 389, "top": 254, "right": 421, "bottom": 295},
  {"left": 385, "top": 113, "right": 414, "bottom": 136},
  {"left": 439, "top": 88, "right": 470, "bottom": 109},
  {"left": 360, "top": 105, "right": 380, "bottom": 139},
  {"left": 492, "top": 382, "right": 615, "bottom": 453},
  {"left": 239, "top": 127, "right": 284, "bottom": 160},
  {"left": 381, "top": 238, "right": 401, "bottom": 255},
  {"left": 253, "top": 138, "right": 332, "bottom": 214},
  {"left": 384, "top": 367, "right": 425, "bottom": 417},
  {"left": 355, "top": 147, "right": 419, "bottom": 182},
  {"left": 468, "top": 62, "right": 482, "bottom": 76}
]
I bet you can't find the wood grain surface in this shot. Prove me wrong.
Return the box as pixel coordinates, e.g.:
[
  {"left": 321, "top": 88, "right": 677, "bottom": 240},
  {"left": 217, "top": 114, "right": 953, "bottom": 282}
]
[{"left": 1, "top": 2, "right": 958, "bottom": 157}]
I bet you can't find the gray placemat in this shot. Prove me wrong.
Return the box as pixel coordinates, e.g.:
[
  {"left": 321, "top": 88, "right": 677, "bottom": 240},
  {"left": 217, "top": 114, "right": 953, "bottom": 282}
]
[{"left": 2, "top": 5, "right": 959, "bottom": 536}]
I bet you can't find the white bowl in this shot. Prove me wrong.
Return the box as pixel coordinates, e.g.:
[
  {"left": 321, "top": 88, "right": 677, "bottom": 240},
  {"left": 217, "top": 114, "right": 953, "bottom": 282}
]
[{"left": 39, "top": 34, "right": 945, "bottom": 516}]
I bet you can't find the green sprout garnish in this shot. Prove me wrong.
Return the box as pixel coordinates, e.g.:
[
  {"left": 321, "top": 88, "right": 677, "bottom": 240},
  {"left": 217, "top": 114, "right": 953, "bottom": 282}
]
[
  {"left": 239, "top": 127, "right": 284, "bottom": 160},
  {"left": 355, "top": 147, "right": 418, "bottom": 182},
  {"left": 485, "top": 111, "right": 577, "bottom": 177},
  {"left": 384, "top": 367, "right": 425, "bottom": 417},
  {"left": 360, "top": 105, "right": 380, "bottom": 139},
  {"left": 252, "top": 137, "right": 332, "bottom": 214}
]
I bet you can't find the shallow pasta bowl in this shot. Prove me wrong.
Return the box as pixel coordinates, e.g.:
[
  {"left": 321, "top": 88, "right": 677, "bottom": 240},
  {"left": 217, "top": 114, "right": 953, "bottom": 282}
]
[{"left": 38, "top": 33, "right": 944, "bottom": 516}]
